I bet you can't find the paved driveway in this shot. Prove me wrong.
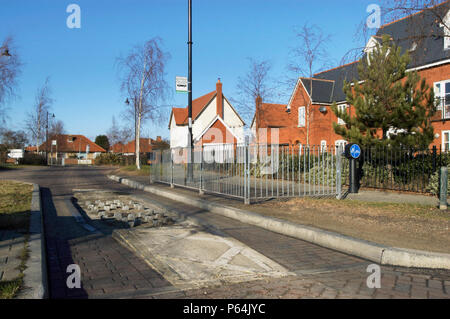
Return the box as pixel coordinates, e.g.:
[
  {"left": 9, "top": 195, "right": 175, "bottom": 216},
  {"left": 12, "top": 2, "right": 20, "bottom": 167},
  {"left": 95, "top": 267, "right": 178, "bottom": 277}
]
[{"left": 1, "top": 166, "right": 449, "bottom": 299}]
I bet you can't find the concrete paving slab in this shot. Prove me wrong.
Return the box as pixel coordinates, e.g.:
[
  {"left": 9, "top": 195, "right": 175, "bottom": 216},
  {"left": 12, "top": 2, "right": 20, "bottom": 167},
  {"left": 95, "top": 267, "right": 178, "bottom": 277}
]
[{"left": 113, "top": 221, "right": 292, "bottom": 290}]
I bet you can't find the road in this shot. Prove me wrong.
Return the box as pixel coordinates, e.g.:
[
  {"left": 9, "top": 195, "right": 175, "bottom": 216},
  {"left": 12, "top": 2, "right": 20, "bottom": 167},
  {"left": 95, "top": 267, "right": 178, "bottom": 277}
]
[{"left": 1, "top": 166, "right": 449, "bottom": 299}]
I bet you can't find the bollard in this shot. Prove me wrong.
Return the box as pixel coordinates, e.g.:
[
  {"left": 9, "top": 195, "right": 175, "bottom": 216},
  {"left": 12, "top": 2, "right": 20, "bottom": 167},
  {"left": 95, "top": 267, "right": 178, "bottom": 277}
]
[{"left": 440, "top": 166, "right": 448, "bottom": 210}]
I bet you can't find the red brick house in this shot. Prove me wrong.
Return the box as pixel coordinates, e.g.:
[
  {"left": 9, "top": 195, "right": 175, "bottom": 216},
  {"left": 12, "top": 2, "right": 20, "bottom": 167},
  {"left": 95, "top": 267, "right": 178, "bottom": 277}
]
[
  {"left": 39, "top": 134, "right": 106, "bottom": 162},
  {"left": 253, "top": 2, "right": 450, "bottom": 151},
  {"left": 111, "top": 137, "right": 164, "bottom": 155},
  {"left": 169, "top": 80, "right": 245, "bottom": 149}
]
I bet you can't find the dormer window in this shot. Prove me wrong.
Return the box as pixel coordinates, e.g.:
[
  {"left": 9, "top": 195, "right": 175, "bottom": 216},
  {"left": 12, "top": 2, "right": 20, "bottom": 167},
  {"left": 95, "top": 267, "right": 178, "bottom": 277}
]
[{"left": 441, "top": 12, "right": 450, "bottom": 50}]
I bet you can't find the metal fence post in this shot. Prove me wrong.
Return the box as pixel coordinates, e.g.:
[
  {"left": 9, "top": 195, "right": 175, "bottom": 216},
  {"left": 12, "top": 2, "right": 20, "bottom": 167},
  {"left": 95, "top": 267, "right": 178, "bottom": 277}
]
[
  {"left": 432, "top": 146, "right": 437, "bottom": 172},
  {"left": 149, "top": 152, "right": 153, "bottom": 184},
  {"left": 244, "top": 137, "right": 250, "bottom": 205},
  {"left": 199, "top": 145, "right": 204, "bottom": 195},
  {"left": 440, "top": 166, "right": 448, "bottom": 210},
  {"left": 336, "top": 146, "right": 342, "bottom": 199},
  {"left": 170, "top": 151, "right": 174, "bottom": 188}
]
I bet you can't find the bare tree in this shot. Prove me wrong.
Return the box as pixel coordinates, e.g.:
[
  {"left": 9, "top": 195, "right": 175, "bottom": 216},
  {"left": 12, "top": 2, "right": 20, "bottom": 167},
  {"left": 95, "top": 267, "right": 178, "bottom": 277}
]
[
  {"left": 231, "top": 58, "right": 278, "bottom": 125},
  {"left": 25, "top": 78, "right": 53, "bottom": 152},
  {"left": 116, "top": 38, "right": 170, "bottom": 169},
  {"left": 349, "top": 0, "right": 450, "bottom": 65},
  {"left": 49, "top": 119, "right": 65, "bottom": 137},
  {"left": 107, "top": 116, "right": 121, "bottom": 147},
  {"left": 382, "top": 0, "right": 449, "bottom": 30},
  {"left": 0, "top": 129, "right": 28, "bottom": 149},
  {"left": 0, "top": 36, "right": 22, "bottom": 124},
  {"left": 287, "top": 23, "right": 332, "bottom": 145}
]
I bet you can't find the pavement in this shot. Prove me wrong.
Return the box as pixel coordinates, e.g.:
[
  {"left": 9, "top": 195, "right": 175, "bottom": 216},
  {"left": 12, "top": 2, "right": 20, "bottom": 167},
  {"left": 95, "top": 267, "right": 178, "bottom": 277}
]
[
  {"left": 0, "top": 230, "right": 26, "bottom": 283},
  {"left": 1, "top": 166, "right": 450, "bottom": 299}
]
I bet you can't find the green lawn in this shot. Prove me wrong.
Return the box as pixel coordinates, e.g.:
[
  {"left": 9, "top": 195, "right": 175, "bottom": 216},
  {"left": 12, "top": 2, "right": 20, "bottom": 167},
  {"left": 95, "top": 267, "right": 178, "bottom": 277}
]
[{"left": 119, "top": 165, "right": 151, "bottom": 176}]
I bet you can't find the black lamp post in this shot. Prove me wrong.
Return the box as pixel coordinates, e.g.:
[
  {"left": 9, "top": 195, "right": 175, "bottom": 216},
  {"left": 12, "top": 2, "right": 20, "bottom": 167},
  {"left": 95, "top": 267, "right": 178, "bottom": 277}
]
[{"left": 187, "top": 0, "right": 194, "bottom": 181}]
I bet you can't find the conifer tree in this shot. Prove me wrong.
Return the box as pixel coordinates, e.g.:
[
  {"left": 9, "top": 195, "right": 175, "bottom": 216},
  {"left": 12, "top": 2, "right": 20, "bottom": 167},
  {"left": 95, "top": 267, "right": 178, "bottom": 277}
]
[{"left": 331, "top": 35, "right": 436, "bottom": 149}]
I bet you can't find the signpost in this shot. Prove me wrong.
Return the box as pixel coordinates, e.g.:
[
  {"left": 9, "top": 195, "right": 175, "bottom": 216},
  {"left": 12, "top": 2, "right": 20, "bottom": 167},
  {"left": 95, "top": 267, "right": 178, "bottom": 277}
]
[
  {"left": 51, "top": 140, "right": 57, "bottom": 166},
  {"left": 7, "top": 149, "right": 23, "bottom": 164},
  {"left": 345, "top": 143, "right": 361, "bottom": 193},
  {"left": 176, "top": 76, "right": 188, "bottom": 93}
]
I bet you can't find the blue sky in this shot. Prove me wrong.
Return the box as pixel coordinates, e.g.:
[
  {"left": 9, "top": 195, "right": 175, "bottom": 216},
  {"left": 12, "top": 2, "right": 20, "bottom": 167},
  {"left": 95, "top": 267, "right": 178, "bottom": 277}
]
[{"left": 1, "top": 0, "right": 379, "bottom": 142}]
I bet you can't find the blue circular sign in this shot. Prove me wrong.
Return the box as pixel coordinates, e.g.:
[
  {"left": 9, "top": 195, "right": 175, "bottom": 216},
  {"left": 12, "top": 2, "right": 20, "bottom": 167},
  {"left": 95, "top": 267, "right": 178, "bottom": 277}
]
[{"left": 350, "top": 144, "right": 361, "bottom": 159}]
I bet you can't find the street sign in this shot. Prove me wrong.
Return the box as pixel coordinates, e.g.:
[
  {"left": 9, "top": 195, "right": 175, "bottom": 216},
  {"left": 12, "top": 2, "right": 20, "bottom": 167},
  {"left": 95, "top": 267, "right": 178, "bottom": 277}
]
[
  {"left": 350, "top": 144, "right": 361, "bottom": 159},
  {"left": 7, "top": 149, "right": 24, "bottom": 159},
  {"left": 176, "top": 76, "right": 188, "bottom": 93},
  {"left": 52, "top": 140, "right": 57, "bottom": 146}
]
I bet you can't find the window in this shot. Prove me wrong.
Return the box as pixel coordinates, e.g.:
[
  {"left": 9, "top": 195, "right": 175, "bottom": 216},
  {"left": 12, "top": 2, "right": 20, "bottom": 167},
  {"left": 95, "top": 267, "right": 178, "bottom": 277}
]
[
  {"left": 434, "top": 80, "right": 450, "bottom": 118},
  {"left": 441, "top": 13, "right": 450, "bottom": 49},
  {"left": 337, "top": 104, "right": 348, "bottom": 125},
  {"left": 443, "top": 131, "right": 450, "bottom": 152},
  {"left": 320, "top": 140, "right": 327, "bottom": 152},
  {"left": 298, "top": 106, "right": 305, "bottom": 127},
  {"left": 335, "top": 140, "right": 347, "bottom": 152}
]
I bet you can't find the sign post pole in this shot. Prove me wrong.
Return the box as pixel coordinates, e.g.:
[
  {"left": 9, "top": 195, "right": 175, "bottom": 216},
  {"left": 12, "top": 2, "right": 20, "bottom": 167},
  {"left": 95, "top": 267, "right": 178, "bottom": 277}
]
[{"left": 345, "top": 143, "right": 361, "bottom": 194}]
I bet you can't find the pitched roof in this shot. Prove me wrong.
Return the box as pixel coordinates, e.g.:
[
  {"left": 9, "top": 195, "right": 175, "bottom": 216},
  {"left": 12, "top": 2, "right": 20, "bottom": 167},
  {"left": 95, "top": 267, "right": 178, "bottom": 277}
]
[
  {"left": 314, "top": 62, "right": 359, "bottom": 102},
  {"left": 376, "top": 1, "right": 450, "bottom": 68},
  {"left": 299, "top": 78, "right": 336, "bottom": 104},
  {"left": 311, "top": 2, "right": 450, "bottom": 104},
  {"left": 111, "top": 138, "right": 157, "bottom": 153},
  {"left": 253, "top": 103, "right": 290, "bottom": 128},
  {"left": 39, "top": 135, "right": 106, "bottom": 153},
  {"left": 171, "top": 91, "right": 217, "bottom": 125}
]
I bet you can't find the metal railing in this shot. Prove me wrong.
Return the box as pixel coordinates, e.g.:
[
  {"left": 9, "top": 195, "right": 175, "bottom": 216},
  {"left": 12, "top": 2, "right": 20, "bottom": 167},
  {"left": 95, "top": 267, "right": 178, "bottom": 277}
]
[
  {"left": 353, "top": 145, "right": 447, "bottom": 193},
  {"left": 150, "top": 143, "right": 343, "bottom": 203}
]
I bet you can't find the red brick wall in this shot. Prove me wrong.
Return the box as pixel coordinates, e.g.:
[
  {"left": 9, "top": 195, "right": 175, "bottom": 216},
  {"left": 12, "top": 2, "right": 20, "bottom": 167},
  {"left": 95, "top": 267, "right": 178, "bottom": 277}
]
[
  {"left": 255, "top": 62, "right": 450, "bottom": 149},
  {"left": 418, "top": 63, "right": 450, "bottom": 149}
]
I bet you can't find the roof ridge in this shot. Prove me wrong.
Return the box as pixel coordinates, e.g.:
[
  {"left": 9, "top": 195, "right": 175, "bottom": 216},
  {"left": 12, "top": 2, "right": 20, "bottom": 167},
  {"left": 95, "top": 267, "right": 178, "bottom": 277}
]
[
  {"left": 300, "top": 77, "right": 335, "bottom": 83},
  {"left": 313, "top": 61, "right": 358, "bottom": 77},
  {"left": 379, "top": 0, "right": 449, "bottom": 30}
]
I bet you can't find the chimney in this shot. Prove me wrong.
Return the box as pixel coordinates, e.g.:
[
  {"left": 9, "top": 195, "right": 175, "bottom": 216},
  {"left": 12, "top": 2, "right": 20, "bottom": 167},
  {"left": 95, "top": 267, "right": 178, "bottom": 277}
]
[
  {"left": 157, "top": 136, "right": 162, "bottom": 142},
  {"left": 216, "top": 78, "right": 223, "bottom": 118},
  {"left": 255, "top": 95, "right": 262, "bottom": 110}
]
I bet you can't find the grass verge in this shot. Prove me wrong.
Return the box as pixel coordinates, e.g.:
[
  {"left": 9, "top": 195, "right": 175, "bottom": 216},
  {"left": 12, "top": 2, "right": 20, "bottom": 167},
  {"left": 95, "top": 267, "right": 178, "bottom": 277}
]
[
  {"left": 117, "top": 165, "right": 151, "bottom": 176},
  {"left": 241, "top": 196, "right": 450, "bottom": 253},
  {"left": 0, "top": 181, "right": 32, "bottom": 299}
]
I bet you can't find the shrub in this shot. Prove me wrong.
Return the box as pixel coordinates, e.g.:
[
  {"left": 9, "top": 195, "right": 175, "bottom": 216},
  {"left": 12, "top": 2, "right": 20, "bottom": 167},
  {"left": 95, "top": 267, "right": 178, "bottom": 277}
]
[
  {"left": 18, "top": 153, "right": 46, "bottom": 165},
  {"left": 427, "top": 166, "right": 450, "bottom": 196},
  {"left": 94, "top": 153, "right": 149, "bottom": 166}
]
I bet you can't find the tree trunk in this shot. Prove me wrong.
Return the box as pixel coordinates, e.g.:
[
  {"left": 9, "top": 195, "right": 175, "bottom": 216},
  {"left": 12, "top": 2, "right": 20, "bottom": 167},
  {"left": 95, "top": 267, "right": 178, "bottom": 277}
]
[
  {"left": 135, "top": 59, "right": 147, "bottom": 170},
  {"left": 136, "top": 113, "right": 141, "bottom": 170}
]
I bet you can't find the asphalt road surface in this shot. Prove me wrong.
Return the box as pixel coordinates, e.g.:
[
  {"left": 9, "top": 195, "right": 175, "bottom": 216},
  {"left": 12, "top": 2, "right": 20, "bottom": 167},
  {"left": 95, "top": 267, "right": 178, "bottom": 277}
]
[{"left": 1, "top": 166, "right": 449, "bottom": 299}]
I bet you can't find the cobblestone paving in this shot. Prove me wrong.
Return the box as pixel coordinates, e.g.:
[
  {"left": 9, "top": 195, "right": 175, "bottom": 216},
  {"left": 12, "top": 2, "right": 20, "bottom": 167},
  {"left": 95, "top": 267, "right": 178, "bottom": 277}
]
[{"left": 1, "top": 167, "right": 450, "bottom": 299}]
